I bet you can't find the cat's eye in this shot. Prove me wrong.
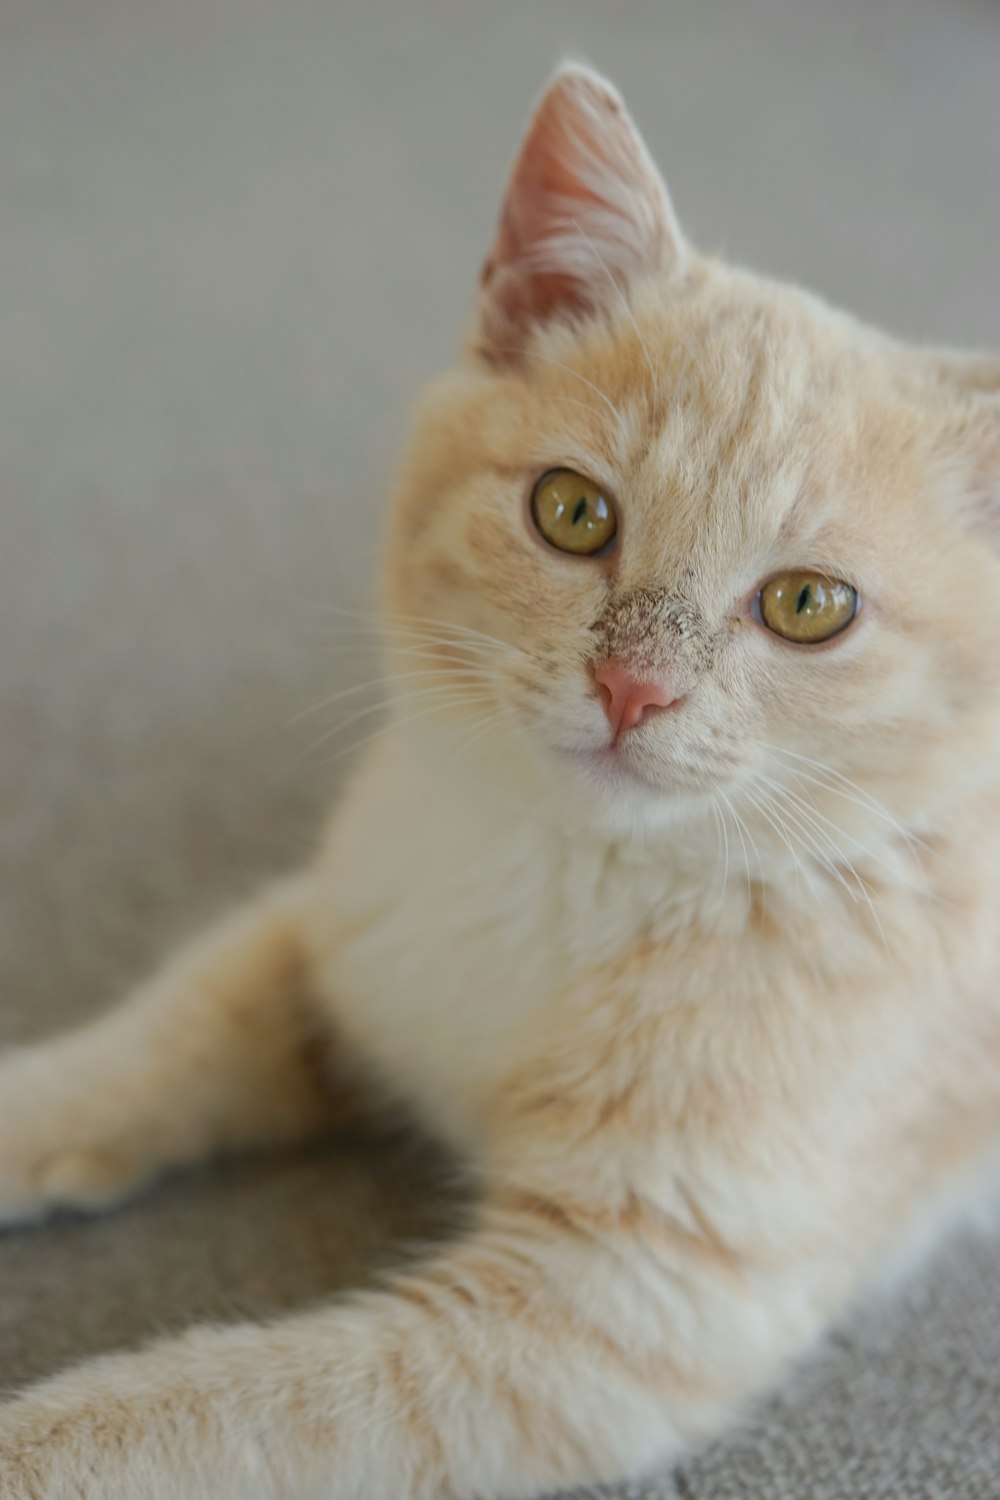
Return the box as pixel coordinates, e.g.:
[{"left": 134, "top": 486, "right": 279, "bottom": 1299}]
[
  {"left": 757, "top": 571, "right": 859, "bottom": 644},
  {"left": 530, "top": 469, "right": 618, "bottom": 555}
]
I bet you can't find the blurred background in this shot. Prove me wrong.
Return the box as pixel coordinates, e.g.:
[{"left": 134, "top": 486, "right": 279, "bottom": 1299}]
[{"left": 2, "top": 3, "right": 1000, "bottom": 1493}]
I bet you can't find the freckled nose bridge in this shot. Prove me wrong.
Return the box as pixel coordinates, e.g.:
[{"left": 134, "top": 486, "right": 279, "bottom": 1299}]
[
  {"left": 589, "top": 586, "right": 712, "bottom": 719},
  {"left": 592, "top": 586, "right": 708, "bottom": 661}
]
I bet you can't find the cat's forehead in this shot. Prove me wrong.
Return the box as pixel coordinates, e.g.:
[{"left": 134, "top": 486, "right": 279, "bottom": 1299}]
[
  {"left": 535, "top": 268, "right": 894, "bottom": 584},
  {"left": 597, "top": 268, "right": 871, "bottom": 459}
]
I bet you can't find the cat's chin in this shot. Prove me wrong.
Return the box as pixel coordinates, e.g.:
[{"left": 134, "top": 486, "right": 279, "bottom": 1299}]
[
  {"left": 560, "top": 741, "right": 697, "bottom": 795},
  {"left": 552, "top": 743, "right": 713, "bottom": 835}
]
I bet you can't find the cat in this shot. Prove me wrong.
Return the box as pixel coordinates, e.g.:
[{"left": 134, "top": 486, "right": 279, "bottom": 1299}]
[{"left": 2, "top": 59, "right": 1000, "bottom": 1500}]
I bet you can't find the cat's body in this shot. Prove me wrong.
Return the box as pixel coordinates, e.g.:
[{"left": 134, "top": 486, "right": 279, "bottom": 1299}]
[{"left": 2, "top": 65, "right": 1000, "bottom": 1500}]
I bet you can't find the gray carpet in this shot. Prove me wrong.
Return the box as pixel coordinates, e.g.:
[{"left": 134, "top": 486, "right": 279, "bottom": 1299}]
[{"left": 3, "top": 1, "right": 1000, "bottom": 1494}]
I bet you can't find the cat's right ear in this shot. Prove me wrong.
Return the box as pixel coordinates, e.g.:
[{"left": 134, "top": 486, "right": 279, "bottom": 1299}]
[{"left": 475, "top": 64, "right": 685, "bottom": 359}]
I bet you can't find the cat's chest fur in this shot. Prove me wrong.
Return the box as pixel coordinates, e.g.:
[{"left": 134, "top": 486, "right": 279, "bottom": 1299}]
[{"left": 306, "top": 727, "right": 743, "bottom": 1153}]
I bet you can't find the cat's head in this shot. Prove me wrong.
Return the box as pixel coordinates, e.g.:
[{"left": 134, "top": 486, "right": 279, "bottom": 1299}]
[{"left": 383, "top": 64, "right": 1000, "bottom": 864}]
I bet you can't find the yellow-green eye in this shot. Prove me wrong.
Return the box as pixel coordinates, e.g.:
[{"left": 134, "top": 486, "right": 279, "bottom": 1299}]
[
  {"left": 530, "top": 469, "right": 618, "bottom": 555},
  {"left": 758, "top": 571, "right": 859, "bottom": 644}
]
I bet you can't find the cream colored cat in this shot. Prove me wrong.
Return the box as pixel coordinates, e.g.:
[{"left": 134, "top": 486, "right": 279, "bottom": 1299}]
[{"left": 2, "top": 62, "right": 1000, "bottom": 1500}]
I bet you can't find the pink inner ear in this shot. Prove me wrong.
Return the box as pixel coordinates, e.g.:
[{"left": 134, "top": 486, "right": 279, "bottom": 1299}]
[
  {"left": 482, "top": 93, "right": 615, "bottom": 328},
  {"left": 478, "top": 66, "right": 681, "bottom": 352}
]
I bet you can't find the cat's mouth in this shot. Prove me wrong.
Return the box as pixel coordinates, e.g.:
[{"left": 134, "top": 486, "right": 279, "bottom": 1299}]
[
  {"left": 559, "top": 737, "right": 692, "bottom": 797},
  {"left": 547, "top": 703, "right": 741, "bottom": 800}
]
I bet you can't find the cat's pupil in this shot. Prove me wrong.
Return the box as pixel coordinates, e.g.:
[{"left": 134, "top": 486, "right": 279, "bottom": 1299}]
[
  {"left": 795, "top": 585, "right": 813, "bottom": 615},
  {"left": 571, "top": 498, "right": 588, "bottom": 526}
]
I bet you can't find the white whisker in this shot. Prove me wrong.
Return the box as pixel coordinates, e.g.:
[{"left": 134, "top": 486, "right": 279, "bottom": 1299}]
[
  {"left": 766, "top": 745, "right": 928, "bottom": 859},
  {"left": 744, "top": 785, "right": 817, "bottom": 900},
  {"left": 754, "top": 778, "right": 891, "bottom": 956},
  {"left": 290, "top": 667, "right": 495, "bottom": 726},
  {"left": 319, "top": 692, "right": 497, "bottom": 771},
  {"left": 708, "top": 795, "right": 730, "bottom": 920},
  {"left": 718, "top": 790, "right": 754, "bottom": 908},
  {"left": 304, "top": 684, "right": 492, "bottom": 759},
  {"left": 756, "top": 771, "right": 914, "bottom": 891},
  {"left": 439, "top": 708, "right": 510, "bottom": 778},
  {"left": 308, "top": 603, "right": 522, "bottom": 659}
]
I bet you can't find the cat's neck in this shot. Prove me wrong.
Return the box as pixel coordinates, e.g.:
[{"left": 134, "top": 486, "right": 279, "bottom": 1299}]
[{"left": 395, "top": 714, "right": 979, "bottom": 953}]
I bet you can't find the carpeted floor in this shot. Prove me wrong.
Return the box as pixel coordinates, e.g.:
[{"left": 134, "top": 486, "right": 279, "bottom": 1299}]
[{"left": 3, "top": 1, "right": 1000, "bottom": 1494}]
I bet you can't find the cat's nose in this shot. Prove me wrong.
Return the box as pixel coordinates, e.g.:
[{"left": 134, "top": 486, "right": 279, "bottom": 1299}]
[{"left": 593, "top": 660, "right": 677, "bottom": 739}]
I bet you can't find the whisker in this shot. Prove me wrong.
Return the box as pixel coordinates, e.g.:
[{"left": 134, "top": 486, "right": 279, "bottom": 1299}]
[
  {"left": 304, "top": 604, "right": 522, "bottom": 659},
  {"left": 756, "top": 777, "right": 891, "bottom": 954},
  {"left": 380, "top": 636, "right": 505, "bottom": 660},
  {"left": 300, "top": 642, "right": 497, "bottom": 671},
  {"left": 754, "top": 778, "right": 891, "bottom": 952},
  {"left": 756, "top": 771, "right": 915, "bottom": 889},
  {"left": 718, "top": 790, "right": 754, "bottom": 907},
  {"left": 290, "top": 666, "right": 495, "bottom": 725},
  {"left": 766, "top": 745, "right": 929, "bottom": 857},
  {"left": 318, "top": 605, "right": 522, "bottom": 656},
  {"left": 744, "top": 785, "right": 817, "bottom": 900},
  {"left": 708, "top": 795, "right": 730, "bottom": 921},
  {"left": 303, "top": 683, "right": 493, "bottom": 760},
  {"left": 307, "top": 620, "right": 511, "bottom": 660},
  {"left": 439, "top": 707, "right": 511, "bottom": 778},
  {"left": 321, "top": 691, "right": 496, "bottom": 770},
  {"left": 757, "top": 781, "right": 859, "bottom": 899}
]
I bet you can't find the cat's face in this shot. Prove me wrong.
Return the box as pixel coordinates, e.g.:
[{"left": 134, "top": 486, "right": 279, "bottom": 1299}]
[{"left": 384, "top": 66, "right": 1000, "bottom": 861}]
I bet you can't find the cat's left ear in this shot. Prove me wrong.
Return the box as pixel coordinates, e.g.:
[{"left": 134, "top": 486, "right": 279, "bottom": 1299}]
[{"left": 475, "top": 63, "right": 685, "bottom": 358}]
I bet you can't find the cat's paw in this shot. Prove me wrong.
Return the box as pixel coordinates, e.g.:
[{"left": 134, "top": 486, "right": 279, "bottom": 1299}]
[{"left": 0, "top": 1047, "right": 146, "bottom": 1229}]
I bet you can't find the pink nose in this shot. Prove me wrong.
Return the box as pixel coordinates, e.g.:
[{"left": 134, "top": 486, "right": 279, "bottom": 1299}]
[{"left": 593, "top": 660, "right": 677, "bottom": 739}]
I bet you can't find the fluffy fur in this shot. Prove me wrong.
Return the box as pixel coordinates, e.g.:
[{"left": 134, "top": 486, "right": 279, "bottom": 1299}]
[{"left": 2, "top": 63, "right": 1000, "bottom": 1499}]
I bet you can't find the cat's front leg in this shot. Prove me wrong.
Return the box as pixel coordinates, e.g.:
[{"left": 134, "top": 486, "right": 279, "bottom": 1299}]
[
  {"left": 0, "top": 878, "right": 337, "bottom": 1227},
  {"left": 0, "top": 1196, "right": 765, "bottom": 1500}
]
